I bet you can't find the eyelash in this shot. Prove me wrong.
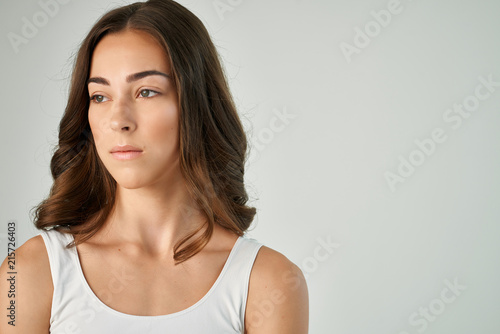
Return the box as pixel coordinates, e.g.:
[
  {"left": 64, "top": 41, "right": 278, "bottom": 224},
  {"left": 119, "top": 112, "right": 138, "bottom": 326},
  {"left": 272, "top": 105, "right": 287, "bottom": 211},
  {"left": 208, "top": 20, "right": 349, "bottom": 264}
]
[{"left": 89, "top": 89, "right": 160, "bottom": 103}]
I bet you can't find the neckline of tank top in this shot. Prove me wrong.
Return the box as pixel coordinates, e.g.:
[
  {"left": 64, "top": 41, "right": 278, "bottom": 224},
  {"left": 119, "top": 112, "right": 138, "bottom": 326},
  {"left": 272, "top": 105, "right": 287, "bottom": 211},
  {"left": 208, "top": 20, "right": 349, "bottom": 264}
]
[{"left": 62, "top": 230, "right": 245, "bottom": 319}]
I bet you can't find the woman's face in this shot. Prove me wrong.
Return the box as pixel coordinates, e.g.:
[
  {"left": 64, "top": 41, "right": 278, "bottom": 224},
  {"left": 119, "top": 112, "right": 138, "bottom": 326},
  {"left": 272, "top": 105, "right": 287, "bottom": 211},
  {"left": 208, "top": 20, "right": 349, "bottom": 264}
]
[{"left": 88, "top": 29, "right": 180, "bottom": 189}]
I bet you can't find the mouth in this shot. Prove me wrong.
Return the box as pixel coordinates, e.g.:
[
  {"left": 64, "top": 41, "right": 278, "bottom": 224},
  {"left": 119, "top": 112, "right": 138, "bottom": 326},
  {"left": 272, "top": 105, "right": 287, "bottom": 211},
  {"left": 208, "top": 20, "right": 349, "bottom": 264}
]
[
  {"left": 110, "top": 145, "right": 143, "bottom": 160},
  {"left": 110, "top": 145, "right": 143, "bottom": 153}
]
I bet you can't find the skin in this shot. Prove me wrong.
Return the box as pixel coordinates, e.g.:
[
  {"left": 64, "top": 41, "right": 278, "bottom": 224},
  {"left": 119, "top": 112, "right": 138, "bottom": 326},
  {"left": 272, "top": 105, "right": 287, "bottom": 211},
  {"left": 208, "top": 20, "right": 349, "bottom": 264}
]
[{"left": 0, "top": 29, "right": 308, "bottom": 333}]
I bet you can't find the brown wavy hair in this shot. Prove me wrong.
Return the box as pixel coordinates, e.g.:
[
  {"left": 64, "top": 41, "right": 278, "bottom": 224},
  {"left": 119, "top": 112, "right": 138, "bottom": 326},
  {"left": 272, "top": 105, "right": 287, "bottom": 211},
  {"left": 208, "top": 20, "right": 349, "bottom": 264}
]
[{"left": 30, "top": 0, "right": 256, "bottom": 265}]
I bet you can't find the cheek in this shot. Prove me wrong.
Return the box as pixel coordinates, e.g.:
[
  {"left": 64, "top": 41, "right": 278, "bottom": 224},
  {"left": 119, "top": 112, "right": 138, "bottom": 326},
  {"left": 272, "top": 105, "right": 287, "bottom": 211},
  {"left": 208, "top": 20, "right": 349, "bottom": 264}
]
[
  {"left": 88, "top": 113, "right": 107, "bottom": 148},
  {"left": 143, "top": 106, "right": 179, "bottom": 144}
]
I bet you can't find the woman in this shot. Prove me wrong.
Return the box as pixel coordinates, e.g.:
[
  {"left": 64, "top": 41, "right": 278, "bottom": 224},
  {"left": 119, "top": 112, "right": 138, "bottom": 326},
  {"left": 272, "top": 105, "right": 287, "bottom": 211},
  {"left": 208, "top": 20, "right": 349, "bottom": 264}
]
[{"left": 0, "top": 0, "right": 308, "bottom": 333}]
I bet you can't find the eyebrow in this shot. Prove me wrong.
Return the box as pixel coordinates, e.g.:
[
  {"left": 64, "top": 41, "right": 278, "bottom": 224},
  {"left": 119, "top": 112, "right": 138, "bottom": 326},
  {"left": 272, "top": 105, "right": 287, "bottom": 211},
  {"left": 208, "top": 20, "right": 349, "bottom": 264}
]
[{"left": 87, "top": 70, "right": 170, "bottom": 86}]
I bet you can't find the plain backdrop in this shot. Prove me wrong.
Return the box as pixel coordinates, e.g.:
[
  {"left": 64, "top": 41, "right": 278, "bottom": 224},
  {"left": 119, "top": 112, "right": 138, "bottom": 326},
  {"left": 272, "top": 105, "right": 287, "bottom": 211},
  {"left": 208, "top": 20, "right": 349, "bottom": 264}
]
[{"left": 1, "top": 0, "right": 500, "bottom": 333}]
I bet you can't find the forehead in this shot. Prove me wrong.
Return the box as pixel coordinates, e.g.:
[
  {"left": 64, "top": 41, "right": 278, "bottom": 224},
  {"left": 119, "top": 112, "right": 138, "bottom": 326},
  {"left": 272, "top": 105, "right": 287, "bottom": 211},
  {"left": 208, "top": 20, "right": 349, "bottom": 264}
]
[{"left": 90, "top": 29, "right": 170, "bottom": 77}]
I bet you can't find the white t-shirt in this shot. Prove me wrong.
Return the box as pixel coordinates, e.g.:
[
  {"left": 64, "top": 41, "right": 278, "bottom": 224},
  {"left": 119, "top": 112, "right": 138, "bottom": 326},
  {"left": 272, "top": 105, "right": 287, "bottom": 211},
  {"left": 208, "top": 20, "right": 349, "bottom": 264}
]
[{"left": 39, "top": 228, "right": 263, "bottom": 333}]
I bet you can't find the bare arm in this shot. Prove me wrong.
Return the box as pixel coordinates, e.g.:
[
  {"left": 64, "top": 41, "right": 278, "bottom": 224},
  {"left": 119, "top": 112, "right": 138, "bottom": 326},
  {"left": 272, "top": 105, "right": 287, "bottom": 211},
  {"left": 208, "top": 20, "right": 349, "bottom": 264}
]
[
  {"left": 0, "top": 235, "right": 53, "bottom": 333},
  {"left": 245, "top": 246, "right": 309, "bottom": 334}
]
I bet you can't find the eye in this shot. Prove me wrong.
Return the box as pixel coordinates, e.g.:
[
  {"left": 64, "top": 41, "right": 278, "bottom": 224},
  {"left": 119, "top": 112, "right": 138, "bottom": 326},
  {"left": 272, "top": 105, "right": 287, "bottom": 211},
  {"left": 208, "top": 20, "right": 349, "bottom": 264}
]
[
  {"left": 89, "top": 95, "right": 109, "bottom": 103},
  {"left": 139, "top": 89, "right": 159, "bottom": 98}
]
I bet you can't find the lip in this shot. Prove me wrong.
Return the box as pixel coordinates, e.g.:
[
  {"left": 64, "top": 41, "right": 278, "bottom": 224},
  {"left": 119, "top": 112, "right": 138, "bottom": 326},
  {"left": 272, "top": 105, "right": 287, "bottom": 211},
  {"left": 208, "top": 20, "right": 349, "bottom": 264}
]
[
  {"left": 110, "top": 145, "right": 143, "bottom": 153},
  {"left": 111, "top": 151, "right": 143, "bottom": 160},
  {"left": 110, "top": 145, "right": 143, "bottom": 160}
]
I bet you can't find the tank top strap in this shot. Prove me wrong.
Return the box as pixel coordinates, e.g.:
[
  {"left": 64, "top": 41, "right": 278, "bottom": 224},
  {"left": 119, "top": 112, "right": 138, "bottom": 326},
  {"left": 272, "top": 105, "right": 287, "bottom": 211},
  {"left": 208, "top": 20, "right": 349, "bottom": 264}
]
[
  {"left": 38, "top": 227, "right": 86, "bottom": 326},
  {"left": 213, "top": 235, "right": 264, "bottom": 328}
]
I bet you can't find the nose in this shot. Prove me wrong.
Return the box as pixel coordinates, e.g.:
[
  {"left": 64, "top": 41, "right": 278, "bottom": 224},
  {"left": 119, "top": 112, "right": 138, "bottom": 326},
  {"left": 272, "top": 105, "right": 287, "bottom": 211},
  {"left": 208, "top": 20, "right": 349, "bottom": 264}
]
[{"left": 109, "top": 97, "right": 137, "bottom": 132}]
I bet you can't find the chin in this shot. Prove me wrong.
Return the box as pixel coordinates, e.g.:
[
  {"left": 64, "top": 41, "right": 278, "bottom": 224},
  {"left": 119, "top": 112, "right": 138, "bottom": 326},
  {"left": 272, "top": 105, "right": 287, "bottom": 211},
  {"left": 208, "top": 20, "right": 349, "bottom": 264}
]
[
  {"left": 116, "top": 183, "right": 145, "bottom": 190},
  {"left": 111, "top": 174, "right": 149, "bottom": 190}
]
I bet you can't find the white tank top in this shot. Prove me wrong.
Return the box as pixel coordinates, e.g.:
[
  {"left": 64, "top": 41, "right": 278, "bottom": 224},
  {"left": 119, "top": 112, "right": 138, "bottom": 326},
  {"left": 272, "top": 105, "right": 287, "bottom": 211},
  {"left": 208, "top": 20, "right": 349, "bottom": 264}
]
[{"left": 39, "top": 227, "right": 263, "bottom": 334}]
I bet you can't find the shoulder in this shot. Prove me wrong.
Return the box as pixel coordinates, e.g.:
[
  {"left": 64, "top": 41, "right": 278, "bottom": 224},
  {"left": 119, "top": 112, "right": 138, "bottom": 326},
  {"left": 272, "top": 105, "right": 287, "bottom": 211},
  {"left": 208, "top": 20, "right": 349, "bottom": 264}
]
[
  {"left": 245, "top": 245, "right": 309, "bottom": 334},
  {"left": 0, "top": 234, "right": 53, "bottom": 333}
]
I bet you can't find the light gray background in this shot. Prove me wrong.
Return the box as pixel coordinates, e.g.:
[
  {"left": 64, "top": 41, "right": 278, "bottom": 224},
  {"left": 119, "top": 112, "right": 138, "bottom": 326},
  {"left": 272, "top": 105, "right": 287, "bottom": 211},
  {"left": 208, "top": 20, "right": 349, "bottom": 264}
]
[{"left": 1, "top": 0, "right": 499, "bottom": 333}]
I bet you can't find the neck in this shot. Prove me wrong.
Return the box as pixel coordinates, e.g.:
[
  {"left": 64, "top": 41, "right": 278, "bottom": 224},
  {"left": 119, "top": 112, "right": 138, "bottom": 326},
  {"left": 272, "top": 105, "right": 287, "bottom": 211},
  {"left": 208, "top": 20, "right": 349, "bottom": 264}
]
[{"left": 95, "top": 175, "right": 207, "bottom": 258}]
